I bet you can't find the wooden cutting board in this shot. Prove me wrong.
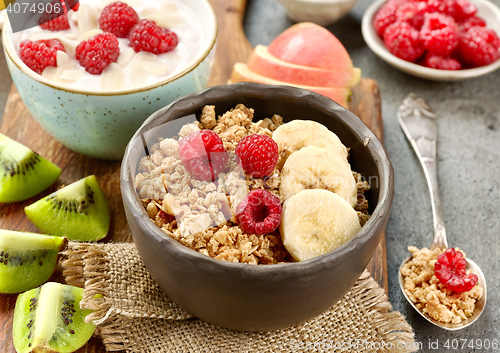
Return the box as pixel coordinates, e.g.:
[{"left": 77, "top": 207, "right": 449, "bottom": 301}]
[{"left": 0, "top": 0, "right": 386, "bottom": 352}]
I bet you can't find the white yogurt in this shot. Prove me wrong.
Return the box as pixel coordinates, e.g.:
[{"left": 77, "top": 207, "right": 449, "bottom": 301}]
[{"left": 9, "top": 0, "right": 206, "bottom": 92}]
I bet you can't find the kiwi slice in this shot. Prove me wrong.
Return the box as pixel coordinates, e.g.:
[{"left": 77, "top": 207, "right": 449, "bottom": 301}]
[
  {"left": 13, "top": 282, "right": 96, "bottom": 353},
  {"left": 25, "top": 175, "right": 110, "bottom": 242},
  {"left": 0, "top": 230, "right": 66, "bottom": 294},
  {"left": 0, "top": 133, "right": 61, "bottom": 203}
]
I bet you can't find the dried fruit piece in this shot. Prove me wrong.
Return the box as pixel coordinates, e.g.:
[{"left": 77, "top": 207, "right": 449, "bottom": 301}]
[
  {"left": 236, "top": 189, "right": 282, "bottom": 235},
  {"left": 383, "top": 21, "right": 425, "bottom": 62},
  {"left": 0, "top": 133, "right": 61, "bottom": 203},
  {"left": 13, "top": 282, "right": 95, "bottom": 353},
  {"left": 18, "top": 39, "right": 66, "bottom": 75},
  {"left": 236, "top": 134, "right": 279, "bottom": 178},
  {"left": 129, "top": 19, "right": 178, "bottom": 54},
  {"left": 178, "top": 130, "right": 228, "bottom": 182},
  {"left": 98, "top": 1, "right": 139, "bottom": 38},
  {"left": 75, "top": 32, "right": 120, "bottom": 75},
  {"left": 459, "top": 26, "right": 500, "bottom": 67},
  {"left": 434, "top": 248, "right": 478, "bottom": 292},
  {"left": 25, "top": 175, "right": 110, "bottom": 242},
  {"left": 0, "top": 230, "right": 66, "bottom": 294}
]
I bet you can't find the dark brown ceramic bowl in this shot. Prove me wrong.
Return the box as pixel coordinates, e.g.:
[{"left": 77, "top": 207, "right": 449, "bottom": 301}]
[{"left": 120, "top": 82, "right": 394, "bottom": 331}]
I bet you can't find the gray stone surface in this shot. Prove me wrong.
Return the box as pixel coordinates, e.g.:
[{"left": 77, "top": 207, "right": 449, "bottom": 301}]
[
  {"left": 1, "top": 1, "right": 499, "bottom": 350},
  {"left": 245, "top": 0, "right": 500, "bottom": 350}
]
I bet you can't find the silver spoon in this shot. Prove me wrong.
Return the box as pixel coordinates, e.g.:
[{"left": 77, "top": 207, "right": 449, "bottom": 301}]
[{"left": 397, "top": 93, "right": 487, "bottom": 330}]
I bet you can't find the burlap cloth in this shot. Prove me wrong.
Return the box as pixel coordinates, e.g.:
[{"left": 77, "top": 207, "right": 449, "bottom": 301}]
[{"left": 61, "top": 242, "right": 418, "bottom": 353}]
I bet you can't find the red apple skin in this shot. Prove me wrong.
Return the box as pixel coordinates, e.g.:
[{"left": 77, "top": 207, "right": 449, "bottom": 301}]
[
  {"left": 248, "top": 45, "right": 361, "bottom": 87},
  {"left": 268, "top": 22, "right": 354, "bottom": 71},
  {"left": 230, "top": 63, "right": 351, "bottom": 108}
]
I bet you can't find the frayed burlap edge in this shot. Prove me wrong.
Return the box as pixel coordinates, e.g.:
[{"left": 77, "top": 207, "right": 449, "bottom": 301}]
[{"left": 62, "top": 242, "right": 418, "bottom": 353}]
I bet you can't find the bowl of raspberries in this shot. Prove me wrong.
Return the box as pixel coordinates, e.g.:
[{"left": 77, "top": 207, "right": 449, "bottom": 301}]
[{"left": 362, "top": 0, "right": 500, "bottom": 80}]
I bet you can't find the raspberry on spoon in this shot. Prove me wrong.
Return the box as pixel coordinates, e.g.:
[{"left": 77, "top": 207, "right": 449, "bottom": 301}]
[
  {"left": 236, "top": 189, "right": 282, "bottom": 235},
  {"left": 434, "top": 248, "right": 478, "bottom": 292}
]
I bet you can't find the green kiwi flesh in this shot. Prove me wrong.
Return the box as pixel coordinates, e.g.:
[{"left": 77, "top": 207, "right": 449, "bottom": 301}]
[
  {"left": 0, "top": 133, "right": 61, "bottom": 203},
  {"left": 25, "top": 175, "right": 110, "bottom": 242},
  {"left": 13, "top": 282, "right": 96, "bottom": 353},
  {"left": 0, "top": 230, "right": 66, "bottom": 294}
]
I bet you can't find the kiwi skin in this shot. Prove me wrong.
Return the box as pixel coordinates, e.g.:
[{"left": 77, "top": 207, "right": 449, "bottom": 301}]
[
  {"left": 0, "top": 230, "right": 67, "bottom": 294},
  {"left": 13, "top": 282, "right": 96, "bottom": 353},
  {"left": 25, "top": 175, "right": 110, "bottom": 242},
  {"left": 0, "top": 133, "right": 61, "bottom": 203}
]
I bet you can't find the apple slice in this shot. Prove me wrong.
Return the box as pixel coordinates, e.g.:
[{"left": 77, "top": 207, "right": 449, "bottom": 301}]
[
  {"left": 268, "top": 22, "right": 354, "bottom": 71},
  {"left": 230, "top": 63, "right": 351, "bottom": 107},
  {"left": 248, "top": 45, "right": 361, "bottom": 87}
]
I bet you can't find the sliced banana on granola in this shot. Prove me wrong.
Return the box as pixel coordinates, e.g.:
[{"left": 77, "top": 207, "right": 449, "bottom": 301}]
[
  {"left": 272, "top": 120, "right": 348, "bottom": 169},
  {"left": 280, "top": 145, "right": 357, "bottom": 206},
  {"left": 280, "top": 189, "right": 361, "bottom": 261}
]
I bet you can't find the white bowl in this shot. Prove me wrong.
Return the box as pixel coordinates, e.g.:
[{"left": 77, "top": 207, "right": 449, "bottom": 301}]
[
  {"left": 2, "top": 0, "right": 217, "bottom": 160},
  {"left": 361, "top": 0, "right": 500, "bottom": 81},
  {"left": 277, "top": 0, "right": 358, "bottom": 26}
]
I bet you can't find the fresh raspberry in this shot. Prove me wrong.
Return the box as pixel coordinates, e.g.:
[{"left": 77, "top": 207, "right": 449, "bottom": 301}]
[
  {"left": 39, "top": 0, "right": 70, "bottom": 31},
  {"left": 453, "top": 0, "right": 477, "bottom": 21},
  {"left": 458, "top": 16, "right": 486, "bottom": 33},
  {"left": 422, "top": 52, "right": 462, "bottom": 69},
  {"left": 373, "top": 0, "right": 405, "bottom": 37},
  {"left": 395, "top": 1, "right": 428, "bottom": 30},
  {"left": 459, "top": 26, "right": 500, "bottom": 67},
  {"left": 434, "top": 248, "right": 478, "bottom": 292},
  {"left": 19, "top": 39, "right": 66, "bottom": 74},
  {"left": 98, "top": 1, "right": 139, "bottom": 38},
  {"left": 129, "top": 19, "right": 178, "bottom": 54},
  {"left": 425, "top": 0, "right": 457, "bottom": 18},
  {"left": 75, "top": 33, "right": 120, "bottom": 75},
  {"left": 178, "top": 130, "right": 228, "bottom": 182},
  {"left": 419, "top": 13, "right": 459, "bottom": 56},
  {"left": 235, "top": 134, "right": 279, "bottom": 178},
  {"left": 383, "top": 21, "right": 425, "bottom": 62},
  {"left": 67, "top": 0, "right": 79, "bottom": 11},
  {"left": 236, "top": 189, "right": 282, "bottom": 235}
]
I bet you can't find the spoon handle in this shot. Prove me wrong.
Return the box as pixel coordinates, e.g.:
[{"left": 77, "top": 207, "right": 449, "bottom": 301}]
[{"left": 397, "top": 93, "right": 448, "bottom": 250}]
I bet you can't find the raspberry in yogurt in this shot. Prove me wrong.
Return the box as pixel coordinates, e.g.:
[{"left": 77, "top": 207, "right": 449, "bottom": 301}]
[{"left": 9, "top": 0, "right": 205, "bottom": 91}]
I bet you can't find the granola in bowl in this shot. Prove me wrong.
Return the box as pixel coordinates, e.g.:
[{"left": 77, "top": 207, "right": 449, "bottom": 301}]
[
  {"left": 134, "top": 103, "right": 371, "bottom": 264},
  {"left": 401, "top": 246, "right": 483, "bottom": 324}
]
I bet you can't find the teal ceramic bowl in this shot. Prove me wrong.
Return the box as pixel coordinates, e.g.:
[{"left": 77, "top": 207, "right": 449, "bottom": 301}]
[{"left": 2, "top": 0, "right": 217, "bottom": 160}]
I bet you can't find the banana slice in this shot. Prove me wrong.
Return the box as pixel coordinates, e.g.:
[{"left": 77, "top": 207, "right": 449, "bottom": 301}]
[
  {"left": 280, "top": 145, "right": 358, "bottom": 206},
  {"left": 280, "top": 189, "right": 361, "bottom": 261},
  {"left": 272, "top": 120, "right": 348, "bottom": 169}
]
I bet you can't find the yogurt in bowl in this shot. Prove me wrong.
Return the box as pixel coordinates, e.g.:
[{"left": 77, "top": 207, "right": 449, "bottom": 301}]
[{"left": 2, "top": 0, "right": 217, "bottom": 160}]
